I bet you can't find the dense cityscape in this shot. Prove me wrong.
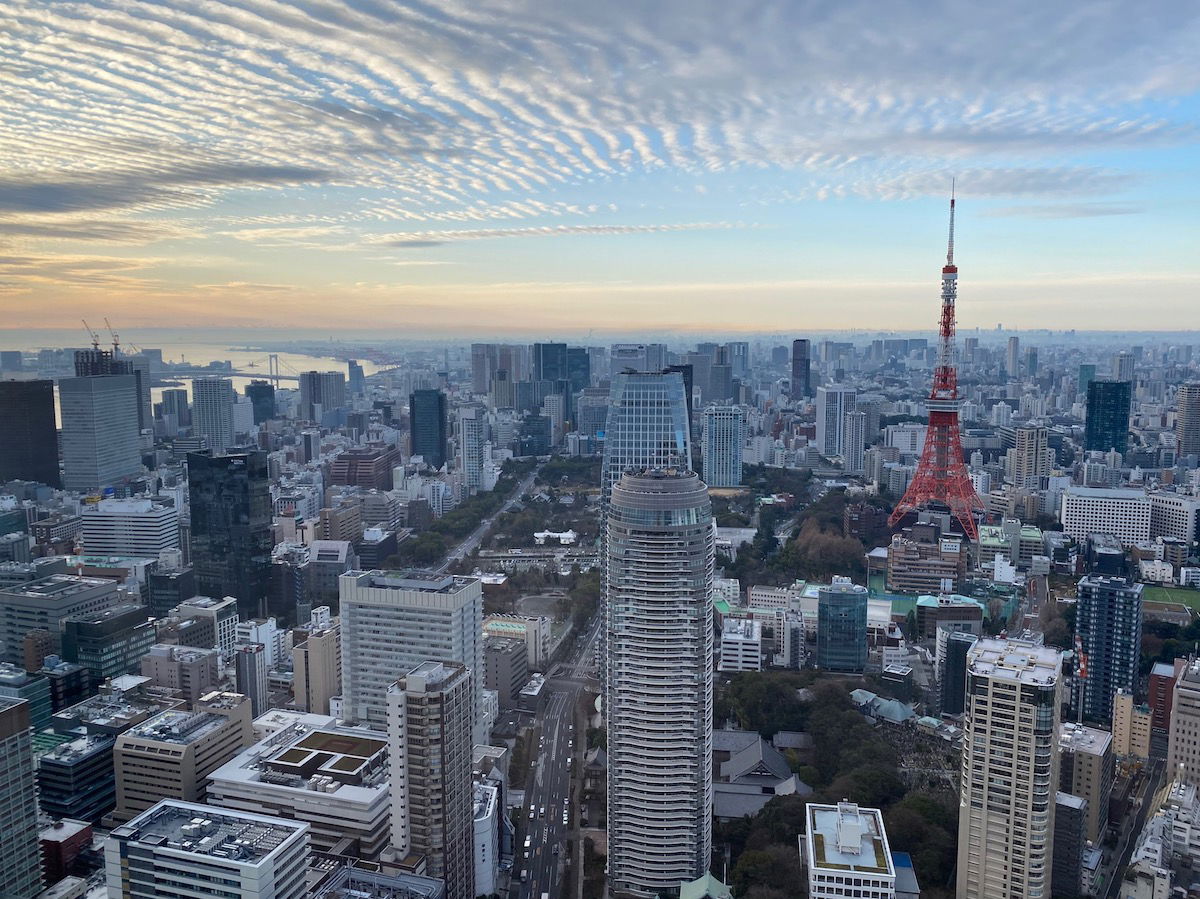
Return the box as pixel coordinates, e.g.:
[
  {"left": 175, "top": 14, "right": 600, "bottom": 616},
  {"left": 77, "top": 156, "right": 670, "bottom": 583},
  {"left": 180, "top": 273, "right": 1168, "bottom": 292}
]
[{"left": 3, "top": 2, "right": 1200, "bottom": 899}]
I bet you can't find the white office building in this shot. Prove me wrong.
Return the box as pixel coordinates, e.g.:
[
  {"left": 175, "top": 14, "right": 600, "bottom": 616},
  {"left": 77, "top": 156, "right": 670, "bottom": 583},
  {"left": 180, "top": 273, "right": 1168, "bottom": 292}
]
[
  {"left": 719, "top": 618, "right": 762, "bottom": 672},
  {"left": 957, "top": 638, "right": 1062, "bottom": 899},
  {"left": 105, "top": 800, "right": 309, "bottom": 899},
  {"left": 80, "top": 498, "right": 180, "bottom": 557},
  {"left": 816, "top": 386, "right": 856, "bottom": 457},
  {"left": 803, "top": 802, "right": 896, "bottom": 899},
  {"left": 60, "top": 375, "right": 142, "bottom": 493},
  {"left": 1060, "top": 486, "right": 1151, "bottom": 546},
  {"left": 340, "top": 571, "right": 483, "bottom": 741},
  {"left": 701, "top": 405, "right": 745, "bottom": 488},
  {"left": 1150, "top": 492, "right": 1200, "bottom": 544},
  {"left": 192, "top": 378, "right": 237, "bottom": 453},
  {"left": 457, "top": 405, "right": 487, "bottom": 490},
  {"left": 605, "top": 470, "right": 713, "bottom": 896}
]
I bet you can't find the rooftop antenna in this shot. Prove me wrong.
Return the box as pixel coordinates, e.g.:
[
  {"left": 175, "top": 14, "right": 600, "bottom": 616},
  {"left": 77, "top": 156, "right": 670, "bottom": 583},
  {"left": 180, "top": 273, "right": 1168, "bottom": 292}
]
[{"left": 946, "top": 177, "right": 956, "bottom": 267}]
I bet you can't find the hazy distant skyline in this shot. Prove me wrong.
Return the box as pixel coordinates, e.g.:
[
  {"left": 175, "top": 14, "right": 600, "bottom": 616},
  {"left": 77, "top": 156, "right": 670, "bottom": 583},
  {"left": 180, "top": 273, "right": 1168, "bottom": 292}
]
[{"left": 2, "top": 0, "right": 1198, "bottom": 332}]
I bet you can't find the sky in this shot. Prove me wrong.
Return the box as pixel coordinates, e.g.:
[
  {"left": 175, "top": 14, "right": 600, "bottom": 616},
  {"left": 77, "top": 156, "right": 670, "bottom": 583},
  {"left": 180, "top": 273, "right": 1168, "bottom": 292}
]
[{"left": 1, "top": 0, "right": 1199, "bottom": 337}]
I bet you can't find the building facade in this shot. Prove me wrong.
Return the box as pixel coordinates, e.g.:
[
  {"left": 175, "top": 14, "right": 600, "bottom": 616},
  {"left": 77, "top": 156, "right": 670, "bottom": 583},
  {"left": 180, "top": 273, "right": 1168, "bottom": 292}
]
[
  {"left": 1075, "top": 576, "right": 1142, "bottom": 724},
  {"left": 816, "top": 579, "right": 869, "bottom": 673},
  {"left": 192, "top": 378, "right": 237, "bottom": 452},
  {"left": 1084, "top": 380, "right": 1132, "bottom": 454},
  {"left": 601, "top": 371, "right": 692, "bottom": 502},
  {"left": 0, "top": 380, "right": 60, "bottom": 487},
  {"left": 815, "top": 386, "right": 856, "bottom": 457},
  {"left": 409, "top": 389, "right": 449, "bottom": 470},
  {"left": 701, "top": 405, "right": 745, "bottom": 488},
  {"left": 0, "top": 697, "right": 41, "bottom": 898},
  {"left": 59, "top": 375, "right": 142, "bottom": 492}
]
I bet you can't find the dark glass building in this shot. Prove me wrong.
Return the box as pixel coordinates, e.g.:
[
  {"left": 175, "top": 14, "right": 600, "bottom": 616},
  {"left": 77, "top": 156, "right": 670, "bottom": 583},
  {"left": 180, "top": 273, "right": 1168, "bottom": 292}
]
[
  {"left": 187, "top": 451, "right": 273, "bottom": 618},
  {"left": 532, "top": 342, "right": 568, "bottom": 383},
  {"left": 0, "top": 380, "right": 61, "bottom": 487},
  {"left": 1075, "top": 576, "right": 1142, "bottom": 723},
  {"left": 60, "top": 603, "right": 155, "bottom": 689},
  {"left": 791, "top": 338, "right": 811, "bottom": 400},
  {"left": 244, "top": 380, "right": 276, "bottom": 424},
  {"left": 940, "top": 630, "right": 978, "bottom": 716},
  {"left": 566, "top": 346, "right": 591, "bottom": 392},
  {"left": 409, "top": 389, "right": 448, "bottom": 470},
  {"left": 1084, "top": 379, "right": 1132, "bottom": 453},
  {"left": 148, "top": 566, "right": 196, "bottom": 619},
  {"left": 816, "top": 580, "right": 868, "bottom": 672}
]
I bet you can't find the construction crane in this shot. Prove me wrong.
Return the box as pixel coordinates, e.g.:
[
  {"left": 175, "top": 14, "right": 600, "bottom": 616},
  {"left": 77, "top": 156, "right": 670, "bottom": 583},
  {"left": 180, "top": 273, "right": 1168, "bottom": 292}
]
[
  {"left": 104, "top": 317, "right": 120, "bottom": 355},
  {"left": 81, "top": 320, "right": 100, "bottom": 350}
]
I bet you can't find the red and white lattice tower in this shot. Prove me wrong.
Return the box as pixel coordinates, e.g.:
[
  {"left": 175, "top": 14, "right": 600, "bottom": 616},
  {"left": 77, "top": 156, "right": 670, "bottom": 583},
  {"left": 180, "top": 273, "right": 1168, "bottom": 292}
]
[{"left": 888, "top": 189, "right": 984, "bottom": 541}]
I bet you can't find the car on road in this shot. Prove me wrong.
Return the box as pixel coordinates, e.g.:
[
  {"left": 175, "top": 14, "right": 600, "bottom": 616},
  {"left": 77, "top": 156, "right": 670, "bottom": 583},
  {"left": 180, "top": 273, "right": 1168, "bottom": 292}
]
[
  {"left": 529, "top": 809, "right": 535, "bottom": 820},
  {"left": 539, "top": 806, "right": 546, "bottom": 817}
]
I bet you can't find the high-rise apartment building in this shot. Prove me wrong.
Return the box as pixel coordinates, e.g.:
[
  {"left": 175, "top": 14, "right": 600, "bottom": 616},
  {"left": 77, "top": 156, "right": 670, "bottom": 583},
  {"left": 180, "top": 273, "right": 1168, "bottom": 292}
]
[
  {"left": 1006, "top": 335, "right": 1020, "bottom": 379},
  {"left": 293, "top": 622, "right": 340, "bottom": 715},
  {"left": 234, "top": 643, "right": 268, "bottom": 716},
  {"left": 188, "top": 451, "right": 272, "bottom": 618},
  {"left": 160, "top": 387, "right": 190, "bottom": 427},
  {"left": 843, "top": 410, "right": 868, "bottom": 474},
  {"left": 387, "top": 661, "right": 474, "bottom": 898},
  {"left": 80, "top": 498, "right": 180, "bottom": 557},
  {"left": 192, "top": 378, "right": 237, "bottom": 452},
  {"left": 458, "top": 404, "right": 487, "bottom": 490},
  {"left": 471, "top": 343, "right": 498, "bottom": 394},
  {"left": 957, "top": 638, "right": 1061, "bottom": 899},
  {"left": 701, "top": 405, "right": 745, "bottom": 488},
  {"left": 790, "top": 339, "right": 811, "bottom": 399},
  {"left": 0, "top": 380, "right": 61, "bottom": 487},
  {"left": 409, "top": 389, "right": 448, "bottom": 470},
  {"left": 1084, "top": 380, "right": 1132, "bottom": 454},
  {"left": 298, "top": 371, "right": 347, "bottom": 422},
  {"left": 815, "top": 385, "right": 856, "bottom": 457},
  {"left": 59, "top": 375, "right": 142, "bottom": 492},
  {"left": 0, "top": 697, "right": 41, "bottom": 898},
  {"left": 105, "top": 801, "right": 309, "bottom": 899},
  {"left": 601, "top": 371, "right": 692, "bottom": 502},
  {"left": 1059, "top": 722, "right": 1114, "bottom": 844},
  {"left": 1178, "top": 382, "right": 1200, "bottom": 457},
  {"left": 605, "top": 470, "right": 713, "bottom": 895},
  {"left": 340, "top": 571, "right": 483, "bottom": 738},
  {"left": 1009, "top": 424, "right": 1049, "bottom": 489},
  {"left": 1075, "top": 576, "right": 1142, "bottom": 723},
  {"left": 816, "top": 579, "right": 869, "bottom": 673},
  {"left": 1113, "top": 350, "right": 1135, "bottom": 382}
]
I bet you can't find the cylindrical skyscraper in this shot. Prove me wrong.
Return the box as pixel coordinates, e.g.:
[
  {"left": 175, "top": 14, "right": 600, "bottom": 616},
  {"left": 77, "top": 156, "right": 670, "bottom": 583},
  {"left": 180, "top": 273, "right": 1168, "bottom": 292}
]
[{"left": 605, "top": 469, "right": 713, "bottom": 896}]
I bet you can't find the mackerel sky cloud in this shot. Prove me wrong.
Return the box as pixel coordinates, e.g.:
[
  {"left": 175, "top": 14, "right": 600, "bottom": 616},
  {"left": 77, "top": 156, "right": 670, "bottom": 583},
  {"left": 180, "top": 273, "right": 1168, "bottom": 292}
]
[{"left": 1, "top": 0, "right": 1198, "bottom": 333}]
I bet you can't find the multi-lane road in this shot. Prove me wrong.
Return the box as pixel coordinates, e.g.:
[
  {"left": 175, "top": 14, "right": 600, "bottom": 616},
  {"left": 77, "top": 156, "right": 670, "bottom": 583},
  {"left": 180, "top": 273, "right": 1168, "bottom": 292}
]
[
  {"left": 436, "top": 466, "right": 541, "bottom": 572},
  {"left": 513, "top": 616, "right": 601, "bottom": 898}
]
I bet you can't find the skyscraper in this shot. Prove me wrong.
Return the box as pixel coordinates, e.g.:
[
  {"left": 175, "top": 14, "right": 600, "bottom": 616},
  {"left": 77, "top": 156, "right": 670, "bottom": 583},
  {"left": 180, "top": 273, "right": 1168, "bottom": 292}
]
[
  {"left": 192, "top": 378, "right": 237, "bottom": 452},
  {"left": 532, "top": 342, "right": 568, "bottom": 382},
  {"left": 298, "top": 371, "right": 346, "bottom": 422},
  {"left": 75, "top": 348, "right": 151, "bottom": 431},
  {"left": 701, "top": 405, "right": 744, "bottom": 488},
  {"left": 160, "top": 387, "right": 190, "bottom": 427},
  {"left": 601, "top": 371, "right": 691, "bottom": 502},
  {"left": 0, "top": 380, "right": 60, "bottom": 487},
  {"left": 1075, "top": 576, "right": 1142, "bottom": 724},
  {"left": 387, "top": 661, "right": 474, "bottom": 898},
  {"left": 1113, "top": 350, "right": 1135, "bottom": 382},
  {"left": 0, "top": 697, "right": 41, "bottom": 898},
  {"left": 790, "top": 338, "right": 811, "bottom": 399},
  {"left": 188, "top": 451, "right": 272, "bottom": 618},
  {"left": 566, "top": 345, "right": 591, "bottom": 391},
  {"left": 957, "top": 638, "right": 1061, "bottom": 899},
  {"left": 1006, "top": 335, "right": 1020, "bottom": 379},
  {"left": 605, "top": 470, "right": 713, "bottom": 894},
  {"left": 339, "top": 571, "right": 483, "bottom": 739},
  {"left": 815, "top": 385, "right": 856, "bottom": 457},
  {"left": 409, "top": 389, "right": 448, "bottom": 470},
  {"left": 842, "top": 410, "right": 867, "bottom": 474},
  {"left": 1178, "top": 382, "right": 1200, "bottom": 458},
  {"left": 1084, "top": 380, "right": 1132, "bottom": 454},
  {"left": 235, "top": 643, "right": 268, "bottom": 716},
  {"left": 347, "top": 359, "right": 366, "bottom": 396},
  {"left": 816, "top": 579, "right": 868, "bottom": 672},
  {"left": 1009, "top": 424, "right": 1049, "bottom": 489},
  {"left": 457, "top": 404, "right": 486, "bottom": 490},
  {"left": 59, "top": 375, "right": 142, "bottom": 492},
  {"left": 244, "top": 380, "right": 275, "bottom": 424}
]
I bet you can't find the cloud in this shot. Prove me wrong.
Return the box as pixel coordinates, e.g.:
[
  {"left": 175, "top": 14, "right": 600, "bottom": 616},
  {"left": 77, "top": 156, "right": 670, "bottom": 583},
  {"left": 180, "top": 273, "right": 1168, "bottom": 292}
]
[
  {"left": 984, "top": 202, "right": 1145, "bottom": 219},
  {"left": 375, "top": 221, "right": 742, "bottom": 246},
  {"left": 0, "top": 218, "right": 192, "bottom": 242}
]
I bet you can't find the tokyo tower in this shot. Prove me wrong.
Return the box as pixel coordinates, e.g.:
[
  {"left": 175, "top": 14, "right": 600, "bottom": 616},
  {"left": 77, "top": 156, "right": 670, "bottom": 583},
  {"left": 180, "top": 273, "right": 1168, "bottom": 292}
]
[{"left": 888, "top": 189, "right": 984, "bottom": 541}]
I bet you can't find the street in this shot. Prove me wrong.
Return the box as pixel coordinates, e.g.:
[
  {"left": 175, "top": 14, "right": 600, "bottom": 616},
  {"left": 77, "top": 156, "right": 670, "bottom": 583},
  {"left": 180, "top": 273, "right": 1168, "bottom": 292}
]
[{"left": 436, "top": 466, "right": 541, "bottom": 572}]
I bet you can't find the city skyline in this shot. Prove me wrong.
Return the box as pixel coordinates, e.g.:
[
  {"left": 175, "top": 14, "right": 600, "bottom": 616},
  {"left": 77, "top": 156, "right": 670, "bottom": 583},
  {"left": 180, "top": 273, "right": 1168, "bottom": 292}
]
[{"left": 2, "top": 0, "right": 1199, "bottom": 333}]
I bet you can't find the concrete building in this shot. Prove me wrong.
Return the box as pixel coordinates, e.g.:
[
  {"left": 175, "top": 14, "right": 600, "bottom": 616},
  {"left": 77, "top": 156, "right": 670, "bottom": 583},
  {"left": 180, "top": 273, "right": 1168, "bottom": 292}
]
[
  {"left": 340, "top": 571, "right": 483, "bottom": 740},
  {"left": 298, "top": 371, "right": 346, "bottom": 423},
  {"left": 111, "top": 692, "right": 253, "bottom": 823},
  {"left": 387, "top": 661, "right": 475, "bottom": 898},
  {"left": 1009, "top": 424, "right": 1050, "bottom": 489},
  {"left": 458, "top": 404, "right": 487, "bottom": 490},
  {"left": 885, "top": 524, "right": 968, "bottom": 594},
  {"left": 802, "top": 802, "right": 896, "bottom": 899},
  {"left": 842, "top": 409, "right": 867, "bottom": 474},
  {"left": 0, "top": 697, "right": 41, "bottom": 899},
  {"left": 207, "top": 715, "right": 391, "bottom": 857},
  {"left": 482, "top": 637, "right": 528, "bottom": 710},
  {"left": 957, "top": 638, "right": 1062, "bottom": 899},
  {"left": 192, "top": 378, "right": 237, "bottom": 452},
  {"left": 80, "top": 498, "right": 180, "bottom": 558},
  {"left": 1113, "top": 688, "right": 1152, "bottom": 760},
  {"left": 173, "top": 595, "right": 240, "bottom": 656},
  {"left": 105, "top": 800, "right": 309, "bottom": 899},
  {"left": 815, "top": 386, "right": 856, "bottom": 457},
  {"left": 61, "top": 603, "right": 156, "bottom": 689},
  {"left": 719, "top": 618, "right": 762, "bottom": 672},
  {"left": 1060, "top": 486, "right": 1152, "bottom": 547},
  {"left": 701, "top": 405, "right": 745, "bottom": 488},
  {"left": 473, "top": 781, "right": 501, "bottom": 896},
  {"left": 1168, "top": 658, "right": 1200, "bottom": 786},
  {"left": 1149, "top": 492, "right": 1200, "bottom": 545},
  {"left": 1059, "top": 722, "right": 1114, "bottom": 845},
  {"left": 605, "top": 470, "right": 713, "bottom": 895},
  {"left": 481, "top": 615, "right": 551, "bottom": 671},
  {"left": 139, "top": 644, "right": 220, "bottom": 703},
  {"left": 1177, "top": 382, "right": 1200, "bottom": 457},
  {"left": 0, "top": 574, "right": 120, "bottom": 666},
  {"left": 816, "top": 579, "right": 868, "bottom": 673},
  {"left": 1150, "top": 660, "right": 1182, "bottom": 731},
  {"left": 235, "top": 643, "right": 268, "bottom": 717},
  {"left": 293, "top": 622, "right": 340, "bottom": 715},
  {"left": 1075, "top": 576, "right": 1142, "bottom": 724},
  {"left": 37, "top": 733, "right": 118, "bottom": 824},
  {"left": 59, "top": 375, "right": 142, "bottom": 492}
]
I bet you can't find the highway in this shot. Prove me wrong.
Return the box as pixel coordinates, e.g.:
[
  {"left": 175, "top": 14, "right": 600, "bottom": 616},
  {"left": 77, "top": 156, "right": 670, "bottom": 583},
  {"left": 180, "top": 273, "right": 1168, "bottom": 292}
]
[{"left": 437, "top": 466, "right": 541, "bottom": 572}]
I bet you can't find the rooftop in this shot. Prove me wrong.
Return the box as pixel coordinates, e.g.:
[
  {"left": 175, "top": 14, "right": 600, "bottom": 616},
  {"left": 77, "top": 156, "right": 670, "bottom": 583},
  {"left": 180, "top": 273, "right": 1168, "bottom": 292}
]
[
  {"left": 0, "top": 574, "right": 112, "bottom": 598},
  {"left": 111, "top": 800, "right": 305, "bottom": 865},
  {"left": 1059, "top": 722, "right": 1113, "bottom": 756},
  {"left": 722, "top": 618, "right": 760, "bottom": 639},
  {"left": 807, "top": 802, "right": 895, "bottom": 876},
  {"left": 967, "top": 638, "right": 1061, "bottom": 687},
  {"left": 1065, "top": 486, "right": 1149, "bottom": 500},
  {"left": 350, "top": 570, "right": 475, "bottom": 594},
  {"left": 125, "top": 708, "right": 229, "bottom": 745}
]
